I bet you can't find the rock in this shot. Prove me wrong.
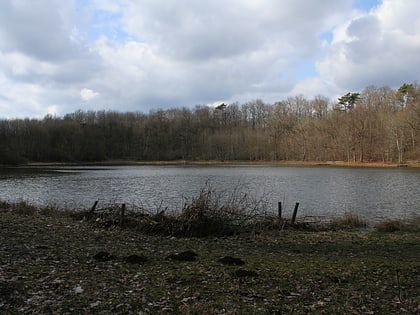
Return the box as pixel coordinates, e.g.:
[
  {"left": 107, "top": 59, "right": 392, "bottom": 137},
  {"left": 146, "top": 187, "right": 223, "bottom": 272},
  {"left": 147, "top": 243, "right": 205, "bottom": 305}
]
[
  {"left": 218, "top": 256, "right": 245, "bottom": 266},
  {"left": 123, "top": 254, "right": 148, "bottom": 264},
  {"left": 93, "top": 251, "right": 116, "bottom": 262},
  {"left": 74, "top": 285, "right": 84, "bottom": 294},
  {"left": 166, "top": 250, "right": 198, "bottom": 261}
]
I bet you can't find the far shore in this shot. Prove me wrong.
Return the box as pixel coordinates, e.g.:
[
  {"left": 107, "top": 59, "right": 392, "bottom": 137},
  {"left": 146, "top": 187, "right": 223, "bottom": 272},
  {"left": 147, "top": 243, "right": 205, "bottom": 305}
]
[{"left": 22, "top": 159, "right": 420, "bottom": 168}]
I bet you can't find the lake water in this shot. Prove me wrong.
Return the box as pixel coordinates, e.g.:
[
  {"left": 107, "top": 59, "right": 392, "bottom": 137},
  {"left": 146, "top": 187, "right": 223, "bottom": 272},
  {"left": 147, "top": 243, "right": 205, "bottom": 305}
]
[{"left": 0, "top": 165, "right": 419, "bottom": 224}]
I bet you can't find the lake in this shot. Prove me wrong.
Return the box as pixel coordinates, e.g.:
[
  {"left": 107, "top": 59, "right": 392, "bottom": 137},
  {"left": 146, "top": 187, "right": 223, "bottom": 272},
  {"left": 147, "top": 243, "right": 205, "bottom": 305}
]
[{"left": 0, "top": 165, "right": 419, "bottom": 224}]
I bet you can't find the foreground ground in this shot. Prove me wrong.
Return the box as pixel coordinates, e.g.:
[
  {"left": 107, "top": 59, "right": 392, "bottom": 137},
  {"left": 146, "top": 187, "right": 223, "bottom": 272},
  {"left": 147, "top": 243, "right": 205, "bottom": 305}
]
[{"left": 1, "top": 210, "right": 419, "bottom": 314}]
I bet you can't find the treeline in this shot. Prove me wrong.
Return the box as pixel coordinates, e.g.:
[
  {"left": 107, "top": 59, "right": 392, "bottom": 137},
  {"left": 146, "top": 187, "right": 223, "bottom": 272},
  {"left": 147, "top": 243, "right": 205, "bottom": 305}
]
[{"left": 1, "top": 83, "right": 419, "bottom": 165}]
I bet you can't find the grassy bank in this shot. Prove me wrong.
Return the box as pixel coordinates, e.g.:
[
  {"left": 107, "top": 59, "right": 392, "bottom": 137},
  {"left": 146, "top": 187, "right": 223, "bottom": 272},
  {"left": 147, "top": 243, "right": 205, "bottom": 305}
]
[{"left": 1, "top": 203, "right": 419, "bottom": 314}]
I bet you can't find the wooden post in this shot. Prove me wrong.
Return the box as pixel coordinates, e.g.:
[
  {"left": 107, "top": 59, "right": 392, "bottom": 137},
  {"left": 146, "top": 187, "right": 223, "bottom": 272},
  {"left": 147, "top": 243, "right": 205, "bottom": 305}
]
[
  {"left": 291, "top": 202, "right": 299, "bottom": 225},
  {"left": 120, "top": 204, "right": 126, "bottom": 228},
  {"left": 90, "top": 200, "right": 98, "bottom": 213},
  {"left": 277, "top": 202, "right": 282, "bottom": 219}
]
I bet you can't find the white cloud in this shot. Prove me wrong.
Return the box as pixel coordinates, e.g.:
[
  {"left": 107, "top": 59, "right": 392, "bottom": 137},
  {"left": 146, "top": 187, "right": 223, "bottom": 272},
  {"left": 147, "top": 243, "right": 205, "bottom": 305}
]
[
  {"left": 47, "top": 105, "right": 59, "bottom": 116},
  {"left": 318, "top": 0, "right": 420, "bottom": 93},
  {"left": 1, "top": 51, "right": 56, "bottom": 79},
  {"left": 80, "top": 88, "right": 99, "bottom": 101}
]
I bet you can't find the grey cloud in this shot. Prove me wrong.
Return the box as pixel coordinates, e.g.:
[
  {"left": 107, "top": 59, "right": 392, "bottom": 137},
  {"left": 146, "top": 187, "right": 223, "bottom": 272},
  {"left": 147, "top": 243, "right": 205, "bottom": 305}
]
[
  {"left": 123, "top": 1, "right": 263, "bottom": 61},
  {"left": 0, "top": 0, "right": 103, "bottom": 107},
  {"left": 347, "top": 15, "right": 381, "bottom": 39},
  {"left": 344, "top": 15, "right": 382, "bottom": 63},
  {"left": 2, "top": 56, "right": 101, "bottom": 87},
  {"left": 122, "top": 0, "right": 351, "bottom": 61},
  {"left": 0, "top": 1, "right": 84, "bottom": 61},
  {"left": 318, "top": 1, "right": 420, "bottom": 93},
  {"left": 111, "top": 0, "right": 352, "bottom": 111}
]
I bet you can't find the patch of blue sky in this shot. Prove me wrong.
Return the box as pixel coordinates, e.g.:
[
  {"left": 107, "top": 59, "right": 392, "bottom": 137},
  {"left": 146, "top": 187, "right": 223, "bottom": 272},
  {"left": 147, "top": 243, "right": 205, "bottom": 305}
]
[
  {"left": 88, "top": 9, "right": 133, "bottom": 42},
  {"left": 320, "top": 31, "right": 333, "bottom": 44},
  {"left": 296, "top": 60, "right": 318, "bottom": 80},
  {"left": 353, "top": 0, "right": 381, "bottom": 12}
]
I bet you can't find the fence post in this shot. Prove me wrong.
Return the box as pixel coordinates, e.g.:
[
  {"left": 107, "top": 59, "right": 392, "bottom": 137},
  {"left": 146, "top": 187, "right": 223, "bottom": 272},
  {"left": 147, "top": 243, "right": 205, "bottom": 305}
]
[
  {"left": 120, "top": 203, "right": 126, "bottom": 228},
  {"left": 90, "top": 200, "right": 98, "bottom": 213},
  {"left": 278, "top": 202, "right": 282, "bottom": 219},
  {"left": 291, "top": 202, "right": 299, "bottom": 225}
]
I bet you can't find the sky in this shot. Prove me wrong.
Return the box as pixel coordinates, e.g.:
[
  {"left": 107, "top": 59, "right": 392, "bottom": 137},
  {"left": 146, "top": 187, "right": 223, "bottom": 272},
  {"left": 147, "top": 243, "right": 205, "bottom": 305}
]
[{"left": 0, "top": 0, "right": 419, "bottom": 119}]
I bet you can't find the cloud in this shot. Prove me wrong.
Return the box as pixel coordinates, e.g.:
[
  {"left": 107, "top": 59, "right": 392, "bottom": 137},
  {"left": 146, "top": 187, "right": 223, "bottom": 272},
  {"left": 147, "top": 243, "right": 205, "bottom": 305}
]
[
  {"left": 80, "top": 88, "right": 99, "bottom": 101},
  {"left": 318, "top": 0, "right": 420, "bottom": 92},
  {"left": 0, "top": 0, "right": 418, "bottom": 118},
  {"left": 122, "top": 0, "right": 351, "bottom": 61},
  {"left": 109, "top": 0, "right": 353, "bottom": 108},
  {"left": 0, "top": 1, "right": 83, "bottom": 61}
]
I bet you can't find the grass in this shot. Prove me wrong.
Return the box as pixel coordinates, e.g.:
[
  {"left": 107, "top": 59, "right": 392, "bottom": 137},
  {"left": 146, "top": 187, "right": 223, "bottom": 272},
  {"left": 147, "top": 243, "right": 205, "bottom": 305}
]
[
  {"left": 329, "top": 213, "right": 367, "bottom": 230},
  {"left": 375, "top": 217, "right": 420, "bottom": 233},
  {"left": 1, "top": 200, "right": 419, "bottom": 314}
]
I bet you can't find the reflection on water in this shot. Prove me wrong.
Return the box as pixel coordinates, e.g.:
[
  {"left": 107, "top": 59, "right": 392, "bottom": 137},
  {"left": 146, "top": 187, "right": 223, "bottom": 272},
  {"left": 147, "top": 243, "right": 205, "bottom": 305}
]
[{"left": 0, "top": 165, "right": 419, "bottom": 223}]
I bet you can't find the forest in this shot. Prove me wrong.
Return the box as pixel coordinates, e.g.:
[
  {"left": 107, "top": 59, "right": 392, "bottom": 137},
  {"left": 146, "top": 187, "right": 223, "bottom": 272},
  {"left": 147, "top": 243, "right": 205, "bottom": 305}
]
[{"left": 1, "top": 83, "right": 419, "bottom": 165}]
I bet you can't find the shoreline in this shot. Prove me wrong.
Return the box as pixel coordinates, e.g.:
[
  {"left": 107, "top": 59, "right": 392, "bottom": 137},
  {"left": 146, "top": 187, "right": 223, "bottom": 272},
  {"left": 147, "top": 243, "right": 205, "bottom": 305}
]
[{"left": 21, "top": 159, "right": 420, "bottom": 168}]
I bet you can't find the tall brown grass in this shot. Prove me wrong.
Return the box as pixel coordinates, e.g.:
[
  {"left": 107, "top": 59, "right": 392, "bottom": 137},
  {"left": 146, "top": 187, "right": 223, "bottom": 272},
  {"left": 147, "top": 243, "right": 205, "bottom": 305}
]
[
  {"left": 329, "top": 213, "right": 367, "bottom": 230},
  {"left": 374, "top": 217, "right": 420, "bottom": 232}
]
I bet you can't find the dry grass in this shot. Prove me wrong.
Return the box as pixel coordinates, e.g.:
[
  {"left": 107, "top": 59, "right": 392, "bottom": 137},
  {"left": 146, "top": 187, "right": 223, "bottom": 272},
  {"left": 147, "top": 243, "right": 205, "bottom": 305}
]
[
  {"left": 0, "top": 200, "right": 65, "bottom": 217},
  {"left": 328, "top": 213, "right": 367, "bottom": 230},
  {"left": 375, "top": 216, "right": 420, "bottom": 233}
]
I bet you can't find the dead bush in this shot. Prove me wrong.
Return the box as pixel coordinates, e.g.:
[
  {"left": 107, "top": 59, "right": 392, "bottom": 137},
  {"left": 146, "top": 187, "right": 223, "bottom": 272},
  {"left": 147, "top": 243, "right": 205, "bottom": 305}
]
[{"left": 175, "top": 182, "right": 262, "bottom": 237}]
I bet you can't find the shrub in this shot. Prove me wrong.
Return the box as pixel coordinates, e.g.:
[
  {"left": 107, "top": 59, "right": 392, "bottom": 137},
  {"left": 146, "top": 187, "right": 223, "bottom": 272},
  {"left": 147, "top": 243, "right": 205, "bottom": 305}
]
[
  {"left": 75, "top": 183, "right": 266, "bottom": 237},
  {"left": 175, "top": 182, "right": 259, "bottom": 237}
]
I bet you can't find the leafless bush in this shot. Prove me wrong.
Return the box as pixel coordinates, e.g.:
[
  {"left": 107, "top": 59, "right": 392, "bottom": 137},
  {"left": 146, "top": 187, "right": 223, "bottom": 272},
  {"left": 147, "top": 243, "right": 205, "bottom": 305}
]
[{"left": 175, "top": 182, "right": 268, "bottom": 237}]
